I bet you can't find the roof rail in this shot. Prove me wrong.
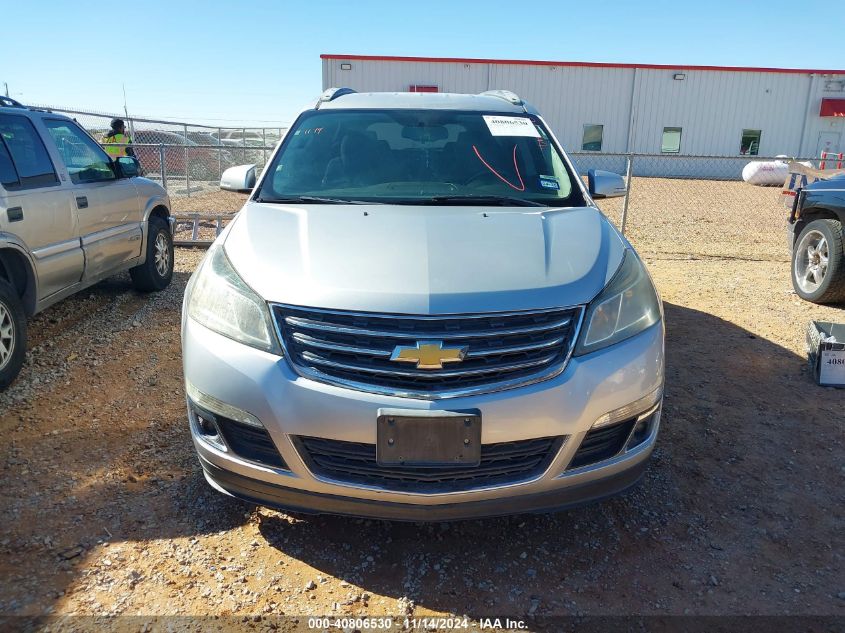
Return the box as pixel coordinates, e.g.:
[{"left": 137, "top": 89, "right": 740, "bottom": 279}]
[
  {"left": 479, "top": 90, "right": 523, "bottom": 106},
  {"left": 0, "top": 96, "right": 25, "bottom": 109},
  {"left": 316, "top": 87, "right": 357, "bottom": 109}
]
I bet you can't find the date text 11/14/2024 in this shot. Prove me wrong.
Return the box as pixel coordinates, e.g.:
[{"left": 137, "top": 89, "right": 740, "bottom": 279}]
[{"left": 306, "top": 617, "right": 528, "bottom": 630}]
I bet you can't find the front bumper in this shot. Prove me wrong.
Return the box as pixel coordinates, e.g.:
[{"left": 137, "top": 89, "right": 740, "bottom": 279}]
[
  {"left": 182, "top": 315, "right": 664, "bottom": 520},
  {"left": 199, "top": 454, "right": 648, "bottom": 520}
]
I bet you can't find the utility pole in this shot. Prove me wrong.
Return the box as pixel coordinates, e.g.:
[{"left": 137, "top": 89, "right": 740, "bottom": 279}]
[
  {"left": 3, "top": 82, "right": 8, "bottom": 98},
  {"left": 122, "top": 83, "right": 136, "bottom": 139}
]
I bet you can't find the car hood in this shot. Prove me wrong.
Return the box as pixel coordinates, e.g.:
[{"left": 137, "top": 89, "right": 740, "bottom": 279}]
[{"left": 223, "top": 202, "right": 626, "bottom": 314}]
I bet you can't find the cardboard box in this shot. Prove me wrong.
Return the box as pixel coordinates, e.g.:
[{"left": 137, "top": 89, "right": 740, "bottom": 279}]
[{"left": 807, "top": 321, "right": 845, "bottom": 387}]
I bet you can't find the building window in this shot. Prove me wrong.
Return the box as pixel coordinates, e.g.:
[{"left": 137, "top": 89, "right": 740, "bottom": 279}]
[
  {"left": 740, "top": 129, "right": 761, "bottom": 155},
  {"left": 581, "top": 124, "right": 603, "bottom": 151},
  {"left": 661, "top": 127, "right": 682, "bottom": 154}
]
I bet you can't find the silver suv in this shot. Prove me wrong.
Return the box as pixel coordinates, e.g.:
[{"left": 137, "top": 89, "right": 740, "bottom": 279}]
[
  {"left": 182, "top": 89, "right": 665, "bottom": 520},
  {"left": 0, "top": 98, "right": 174, "bottom": 388}
]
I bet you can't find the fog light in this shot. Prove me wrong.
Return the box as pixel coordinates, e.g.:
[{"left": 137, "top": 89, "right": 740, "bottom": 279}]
[
  {"left": 189, "top": 402, "right": 226, "bottom": 450},
  {"left": 626, "top": 407, "right": 661, "bottom": 450},
  {"left": 196, "top": 410, "right": 218, "bottom": 437}
]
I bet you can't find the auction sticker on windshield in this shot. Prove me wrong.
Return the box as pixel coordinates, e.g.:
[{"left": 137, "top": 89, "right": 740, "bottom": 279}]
[{"left": 483, "top": 115, "right": 540, "bottom": 137}]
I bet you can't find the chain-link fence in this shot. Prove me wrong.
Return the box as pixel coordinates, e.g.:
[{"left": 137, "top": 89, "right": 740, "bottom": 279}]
[
  {"left": 568, "top": 152, "right": 835, "bottom": 262},
  {"left": 24, "top": 101, "right": 838, "bottom": 258},
  {"left": 30, "top": 104, "right": 285, "bottom": 197},
  {"left": 168, "top": 149, "right": 830, "bottom": 255}
]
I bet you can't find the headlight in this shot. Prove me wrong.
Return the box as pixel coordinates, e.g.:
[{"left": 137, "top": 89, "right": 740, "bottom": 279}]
[
  {"left": 187, "top": 242, "right": 281, "bottom": 354},
  {"left": 574, "top": 250, "right": 661, "bottom": 355}
]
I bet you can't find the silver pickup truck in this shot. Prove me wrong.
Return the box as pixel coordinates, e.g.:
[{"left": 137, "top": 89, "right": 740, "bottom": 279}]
[{"left": 0, "top": 98, "right": 174, "bottom": 389}]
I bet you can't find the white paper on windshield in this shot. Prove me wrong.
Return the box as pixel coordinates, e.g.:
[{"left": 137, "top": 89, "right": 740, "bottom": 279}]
[{"left": 483, "top": 115, "right": 540, "bottom": 138}]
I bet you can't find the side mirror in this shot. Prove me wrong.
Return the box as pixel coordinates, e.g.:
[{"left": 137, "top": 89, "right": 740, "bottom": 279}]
[
  {"left": 587, "top": 169, "right": 627, "bottom": 199},
  {"left": 220, "top": 164, "right": 256, "bottom": 193},
  {"left": 115, "top": 156, "right": 141, "bottom": 178}
]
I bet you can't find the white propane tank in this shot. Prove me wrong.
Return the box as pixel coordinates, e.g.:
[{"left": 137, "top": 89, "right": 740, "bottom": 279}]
[
  {"left": 742, "top": 156, "right": 791, "bottom": 186},
  {"left": 742, "top": 156, "right": 812, "bottom": 186}
]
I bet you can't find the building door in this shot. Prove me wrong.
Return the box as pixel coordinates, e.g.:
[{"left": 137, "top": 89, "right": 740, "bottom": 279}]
[{"left": 816, "top": 132, "right": 841, "bottom": 157}]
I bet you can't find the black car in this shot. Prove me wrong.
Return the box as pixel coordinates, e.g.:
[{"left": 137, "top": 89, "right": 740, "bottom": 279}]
[{"left": 789, "top": 173, "right": 845, "bottom": 304}]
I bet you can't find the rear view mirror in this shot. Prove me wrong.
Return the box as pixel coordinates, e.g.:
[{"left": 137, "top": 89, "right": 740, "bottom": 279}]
[
  {"left": 588, "top": 169, "right": 627, "bottom": 199},
  {"left": 402, "top": 125, "right": 448, "bottom": 143},
  {"left": 115, "top": 156, "right": 141, "bottom": 178},
  {"left": 220, "top": 164, "right": 256, "bottom": 193}
]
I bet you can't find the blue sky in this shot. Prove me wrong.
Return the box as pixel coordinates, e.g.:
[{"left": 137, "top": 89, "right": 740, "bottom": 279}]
[{"left": 2, "top": 0, "right": 842, "bottom": 126}]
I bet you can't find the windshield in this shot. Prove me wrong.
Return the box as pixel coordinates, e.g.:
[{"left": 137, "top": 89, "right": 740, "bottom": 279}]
[{"left": 256, "top": 109, "right": 584, "bottom": 206}]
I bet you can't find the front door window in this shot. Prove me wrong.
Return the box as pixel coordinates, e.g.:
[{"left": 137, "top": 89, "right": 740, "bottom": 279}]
[{"left": 43, "top": 119, "right": 115, "bottom": 184}]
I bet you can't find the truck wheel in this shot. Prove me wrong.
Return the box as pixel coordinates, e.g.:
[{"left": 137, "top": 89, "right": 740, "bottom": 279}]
[
  {"left": 130, "top": 217, "right": 174, "bottom": 292},
  {"left": 0, "top": 278, "right": 26, "bottom": 391},
  {"left": 792, "top": 219, "right": 845, "bottom": 304}
]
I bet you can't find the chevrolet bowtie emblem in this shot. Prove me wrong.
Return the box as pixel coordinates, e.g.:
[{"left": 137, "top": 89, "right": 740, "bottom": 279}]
[{"left": 390, "top": 340, "right": 469, "bottom": 370}]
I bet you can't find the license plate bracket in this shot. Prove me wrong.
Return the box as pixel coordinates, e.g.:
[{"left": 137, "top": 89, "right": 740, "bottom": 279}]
[{"left": 376, "top": 409, "right": 481, "bottom": 467}]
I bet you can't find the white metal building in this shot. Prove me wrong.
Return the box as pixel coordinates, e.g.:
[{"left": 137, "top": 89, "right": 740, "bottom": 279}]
[{"left": 322, "top": 54, "right": 845, "bottom": 170}]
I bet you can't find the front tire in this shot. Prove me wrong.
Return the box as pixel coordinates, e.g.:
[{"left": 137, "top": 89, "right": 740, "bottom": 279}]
[
  {"left": 0, "top": 278, "right": 27, "bottom": 391},
  {"left": 791, "top": 219, "right": 845, "bottom": 304},
  {"left": 130, "top": 217, "right": 174, "bottom": 292}
]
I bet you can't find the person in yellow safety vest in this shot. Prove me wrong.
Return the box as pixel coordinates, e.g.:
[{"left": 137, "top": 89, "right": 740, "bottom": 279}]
[{"left": 101, "top": 118, "right": 135, "bottom": 158}]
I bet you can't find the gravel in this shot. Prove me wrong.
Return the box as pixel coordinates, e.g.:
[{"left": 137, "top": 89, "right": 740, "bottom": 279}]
[
  {"left": 170, "top": 189, "right": 247, "bottom": 214},
  {"left": 0, "top": 179, "right": 843, "bottom": 621}
]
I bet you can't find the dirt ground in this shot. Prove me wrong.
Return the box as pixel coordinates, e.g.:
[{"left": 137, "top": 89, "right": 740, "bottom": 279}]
[{"left": 1, "top": 180, "right": 843, "bottom": 629}]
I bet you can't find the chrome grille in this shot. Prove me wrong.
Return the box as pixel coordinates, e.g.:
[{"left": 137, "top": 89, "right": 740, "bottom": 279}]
[{"left": 272, "top": 304, "right": 583, "bottom": 398}]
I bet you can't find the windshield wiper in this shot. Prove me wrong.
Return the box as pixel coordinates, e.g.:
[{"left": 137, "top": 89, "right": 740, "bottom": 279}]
[
  {"left": 422, "top": 195, "right": 547, "bottom": 207},
  {"left": 255, "top": 196, "right": 375, "bottom": 205}
]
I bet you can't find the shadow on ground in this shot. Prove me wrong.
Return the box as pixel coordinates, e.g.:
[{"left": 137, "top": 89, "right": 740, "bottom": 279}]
[
  {"left": 254, "top": 301, "right": 844, "bottom": 615},
  {"left": 1, "top": 297, "right": 842, "bottom": 617}
]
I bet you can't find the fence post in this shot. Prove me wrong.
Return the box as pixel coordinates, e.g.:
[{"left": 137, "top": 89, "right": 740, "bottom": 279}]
[
  {"left": 218, "top": 127, "right": 223, "bottom": 180},
  {"left": 158, "top": 143, "right": 167, "bottom": 190},
  {"left": 184, "top": 124, "right": 190, "bottom": 196},
  {"left": 620, "top": 154, "right": 634, "bottom": 236}
]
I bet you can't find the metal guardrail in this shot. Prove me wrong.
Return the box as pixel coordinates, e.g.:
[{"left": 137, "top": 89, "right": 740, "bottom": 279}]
[{"left": 173, "top": 214, "right": 228, "bottom": 247}]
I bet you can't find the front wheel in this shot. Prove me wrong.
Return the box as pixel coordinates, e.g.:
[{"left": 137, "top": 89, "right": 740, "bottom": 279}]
[
  {"left": 130, "top": 217, "right": 174, "bottom": 292},
  {"left": 791, "top": 219, "right": 845, "bottom": 304},
  {"left": 0, "top": 278, "right": 27, "bottom": 391}
]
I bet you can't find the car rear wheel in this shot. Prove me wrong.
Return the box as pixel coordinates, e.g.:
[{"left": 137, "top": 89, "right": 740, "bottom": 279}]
[
  {"left": 130, "top": 217, "right": 174, "bottom": 292},
  {"left": 0, "top": 278, "right": 27, "bottom": 391},
  {"left": 792, "top": 219, "right": 845, "bottom": 304}
]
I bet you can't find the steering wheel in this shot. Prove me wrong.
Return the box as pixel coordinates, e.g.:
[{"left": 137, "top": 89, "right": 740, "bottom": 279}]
[{"left": 460, "top": 168, "right": 497, "bottom": 186}]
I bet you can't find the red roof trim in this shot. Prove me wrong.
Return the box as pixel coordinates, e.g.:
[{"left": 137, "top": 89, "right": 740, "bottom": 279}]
[{"left": 321, "top": 53, "right": 845, "bottom": 75}]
